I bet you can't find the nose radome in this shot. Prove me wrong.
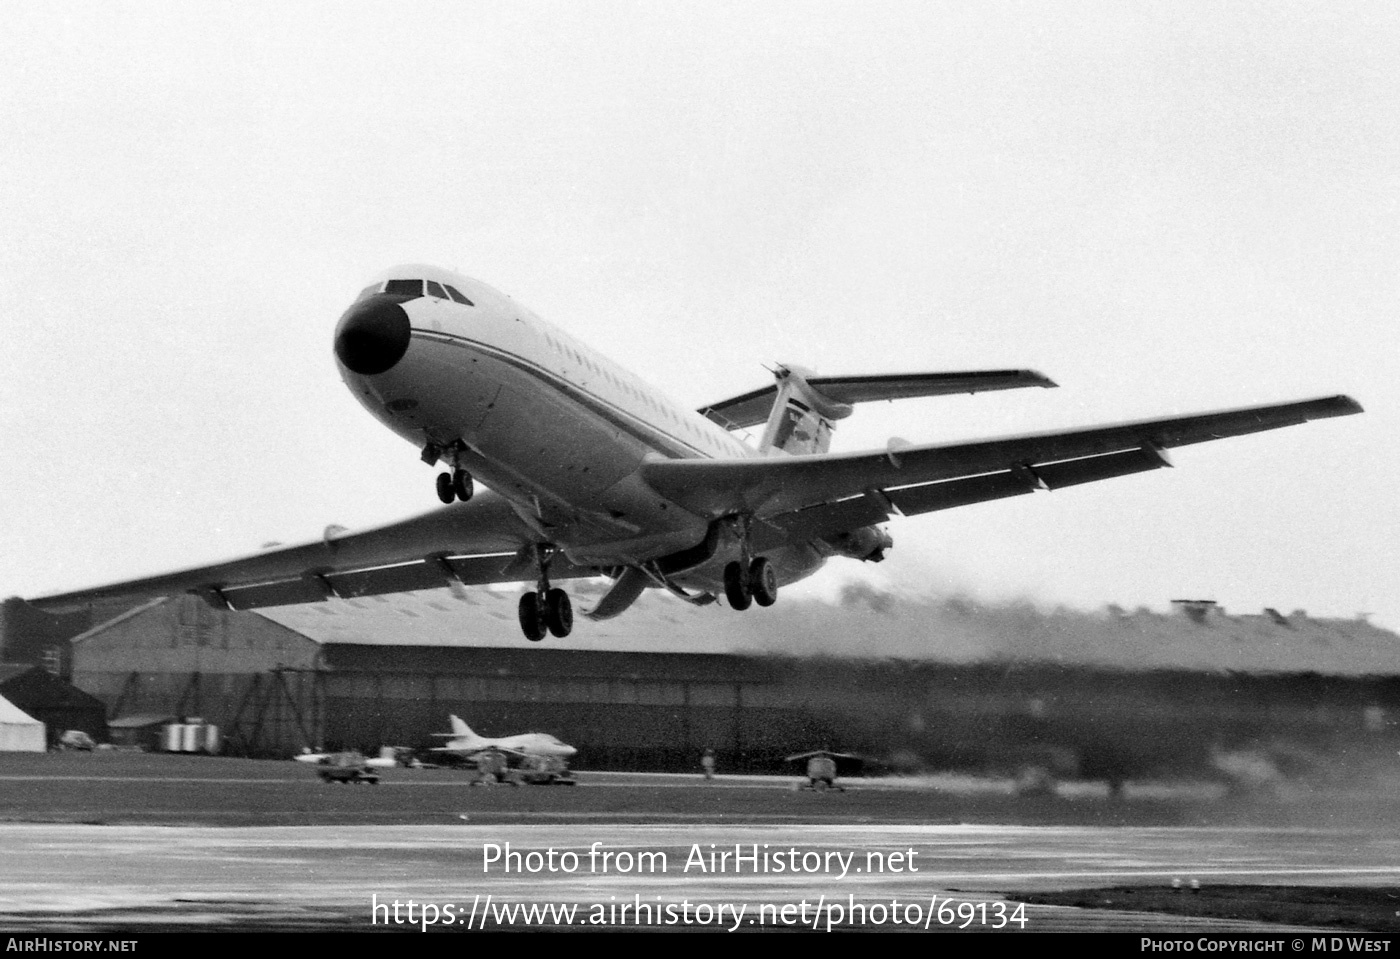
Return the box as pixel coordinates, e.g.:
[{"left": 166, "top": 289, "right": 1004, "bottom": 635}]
[{"left": 334, "top": 296, "right": 411, "bottom": 375}]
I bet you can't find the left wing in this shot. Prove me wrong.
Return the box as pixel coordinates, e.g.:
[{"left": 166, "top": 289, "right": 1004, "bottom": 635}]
[
  {"left": 27, "top": 489, "right": 597, "bottom": 613},
  {"left": 645, "top": 395, "right": 1363, "bottom": 524}
]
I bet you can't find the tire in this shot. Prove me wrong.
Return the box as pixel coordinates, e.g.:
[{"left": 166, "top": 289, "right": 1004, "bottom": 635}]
[
  {"left": 518, "top": 592, "right": 547, "bottom": 642},
  {"left": 543, "top": 588, "right": 573, "bottom": 638},
  {"left": 452, "top": 469, "right": 473, "bottom": 502},
  {"left": 435, "top": 472, "right": 455, "bottom": 504},
  {"left": 748, "top": 556, "right": 778, "bottom": 607},
  {"left": 723, "top": 561, "right": 752, "bottom": 611}
]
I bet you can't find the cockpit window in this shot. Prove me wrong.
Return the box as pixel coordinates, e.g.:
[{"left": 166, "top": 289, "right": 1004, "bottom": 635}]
[
  {"left": 384, "top": 279, "right": 423, "bottom": 298},
  {"left": 444, "top": 284, "right": 475, "bottom": 306},
  {"left": 425, "top": 280, "right": 448, "bottom": 299}
]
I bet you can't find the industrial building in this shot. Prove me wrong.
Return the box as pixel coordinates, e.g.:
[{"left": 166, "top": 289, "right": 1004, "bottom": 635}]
[{"left": 3, "top": 584, "right": 1400, "bottom": 782}]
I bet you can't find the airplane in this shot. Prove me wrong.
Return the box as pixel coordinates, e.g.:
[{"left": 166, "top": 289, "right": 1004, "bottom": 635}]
[
  {"left": 430, "top": 715, "right": 577, "bottom": 759},
  {"left": 293, "top": 746, "right": 399, "bottom": 768},
  {"left": 25, "top": 264, "right": 1363, "bottom": 642}
]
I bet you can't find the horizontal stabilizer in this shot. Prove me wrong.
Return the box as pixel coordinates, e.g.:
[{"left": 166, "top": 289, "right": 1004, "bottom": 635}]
[{"left": 698, "top": 369, "right": 1056, "bottom": 431}]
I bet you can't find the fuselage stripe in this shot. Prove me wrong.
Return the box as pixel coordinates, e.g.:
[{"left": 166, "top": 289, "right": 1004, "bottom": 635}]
[{"left": 409, "top": 328, "right": 732, "bottom": 461}]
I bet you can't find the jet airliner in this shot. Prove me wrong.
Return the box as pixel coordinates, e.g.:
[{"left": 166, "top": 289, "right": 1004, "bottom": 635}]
[{"left": 27, "top": 265, "right": 1363, "bottom": 641}]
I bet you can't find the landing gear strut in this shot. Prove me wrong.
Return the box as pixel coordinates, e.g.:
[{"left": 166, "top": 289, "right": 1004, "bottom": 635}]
[
  {"left": 435, "top": 468, "right": 473, "bottom": 504},
  {"left": 518, "top": 547, "right": 572, "bottom": 641}
]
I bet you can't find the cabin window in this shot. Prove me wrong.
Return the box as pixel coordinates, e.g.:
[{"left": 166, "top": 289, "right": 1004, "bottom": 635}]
[
  {"left": 444, "top": 284, "right": 475, "bottom": 306},
  {"left": 425, "top": 280, "right": 448, "bottom": 299},
  {"left": 384, "top": 279, "right": 423, "bottom": 297}
]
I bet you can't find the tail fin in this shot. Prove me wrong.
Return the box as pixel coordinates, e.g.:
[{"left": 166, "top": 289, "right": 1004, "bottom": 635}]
[
  {"left": 449, "top": 715, "right": 475, "bottom": 738},
  {"left": 754, "top": 365, "right": 1058, "bottom": 456},
  {"left": 757, "top": 365, "right": 846, "bottom": 456}
]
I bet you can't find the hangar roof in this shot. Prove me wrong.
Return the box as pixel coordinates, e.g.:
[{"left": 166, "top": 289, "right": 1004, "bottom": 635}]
[{"left": 252, "top": 582, "right": 1400, "bottom": 676}]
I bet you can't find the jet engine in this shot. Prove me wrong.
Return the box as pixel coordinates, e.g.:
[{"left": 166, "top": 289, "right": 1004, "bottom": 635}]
[{"left": 822, "top": 525, "right": 892, "bottom": 562}]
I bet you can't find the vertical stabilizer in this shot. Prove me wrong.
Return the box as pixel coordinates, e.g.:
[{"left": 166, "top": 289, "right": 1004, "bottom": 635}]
[
  {"left": 449, "top": 715, "right": 475, "bottom": 739},
  {"left": 757, "top": 365, "right": 853, "bottom": 456}
]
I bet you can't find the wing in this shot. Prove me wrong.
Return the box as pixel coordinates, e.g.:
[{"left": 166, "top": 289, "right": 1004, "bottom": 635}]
[
  {"left": 698, "top": 369, "right": 1056, "bottom": 430},
  {"left": 27, "top": 489, "right": 599, "bottom": 613},
  {"left": 646, "top": 395, "right": 1363, "bottom": 529}
]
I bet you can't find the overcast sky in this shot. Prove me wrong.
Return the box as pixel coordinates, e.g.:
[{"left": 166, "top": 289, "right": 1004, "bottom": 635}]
[{"left": 2, "top": 1, "right": 1395, "bottom": 631}]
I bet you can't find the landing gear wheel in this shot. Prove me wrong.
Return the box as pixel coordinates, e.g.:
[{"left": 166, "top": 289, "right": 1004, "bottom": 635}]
[
  {"left": 435, "top": 472, "right": 455, "bottom": 504},
  {"left": 543, "top": 588, "right": 573, "bottom": 638},
  {"left": 723, "top": 561, "right": 752, "bottom": 611},
  {"left": 749, "top": 556, "right": 778, "bottom": 607},
  {"left": 452, "top": 468, "right": 473, "bottom": 502},
  {"left": 518, "top": 592, "right": 547, "bottom": 642}
]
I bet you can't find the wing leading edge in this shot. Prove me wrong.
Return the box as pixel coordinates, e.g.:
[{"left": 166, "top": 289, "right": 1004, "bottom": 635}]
[
  {"left": 646, "top": 395, "right": 1364, "bottom": 527},
  {"left": 27, "top": 489, "right": 593, "bottom": 613}
]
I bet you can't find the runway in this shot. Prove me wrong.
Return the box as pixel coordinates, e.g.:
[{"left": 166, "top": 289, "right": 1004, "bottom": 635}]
[
  {"left": 3, "top": 754, "right": 1399, "bottom": 932},
  {"left": 2, "top": 822, "right": 1398, "bottom": 932}
]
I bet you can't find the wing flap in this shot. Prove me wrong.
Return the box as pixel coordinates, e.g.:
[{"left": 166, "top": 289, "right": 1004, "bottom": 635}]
[
  {"left": 222, "top": 578, "right": 333, "bottom": 610},
  {"left": 757, "top": 492, "right": 892, "bottom": 548},
  {"left": 328, "top": 561, "right": 452, "bottom": 599},
  {"left": 885, "top": 471, "right": 1037, "bottom": 516},
  {"left": 885, "top": 446, "right": 1171, "bottom": 516}
]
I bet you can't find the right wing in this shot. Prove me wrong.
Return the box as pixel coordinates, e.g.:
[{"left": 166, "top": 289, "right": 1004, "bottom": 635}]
[
  {"left": 647, "top": 395, "right": 1364, "bottom": 523},
  {"left": 26, "top": 489, "right": 597, "bottom": 613}
]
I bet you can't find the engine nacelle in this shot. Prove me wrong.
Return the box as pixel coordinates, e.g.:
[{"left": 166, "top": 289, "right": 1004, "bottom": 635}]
[{"left": 822, "top": 525, "right": 892, "bottom": 562}]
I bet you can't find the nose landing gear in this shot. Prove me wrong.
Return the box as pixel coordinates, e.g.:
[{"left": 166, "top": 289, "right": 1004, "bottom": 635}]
[{"left": 435, "top": 468, "right": 474, "bottom": 504}]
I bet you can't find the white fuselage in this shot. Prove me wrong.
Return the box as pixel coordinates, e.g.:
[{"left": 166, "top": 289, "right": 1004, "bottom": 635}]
[
  {"left": 439, "top": 731, "right": 578, "bottom": 759},
  {"left": 336, "top": 266, "right": 827, "bottom": 592}
]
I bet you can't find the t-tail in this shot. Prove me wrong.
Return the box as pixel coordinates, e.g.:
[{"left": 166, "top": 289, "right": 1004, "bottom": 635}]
[
  {"left": 757, "top": 365, "right": 845, "bottom": 456},
  {"left": 753, "top": 364, "right": 1058, "bottom": 457}
]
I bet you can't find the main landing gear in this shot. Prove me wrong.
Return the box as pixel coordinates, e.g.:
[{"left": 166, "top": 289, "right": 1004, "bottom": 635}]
[
  {"left": 519, "top": 588, "right": 572, "bottom": 642},
  {"left": 517, "top": 546, "right": 572, "bottom": 642},
  {"left": 721, "top": 515, "right": 778, "bottom": 612},
  {"left": 724, "top": 556, "right": 778, "bottom": 611},
  {"left": 435, "top": 468, "right": 473, "bottom": 504}
]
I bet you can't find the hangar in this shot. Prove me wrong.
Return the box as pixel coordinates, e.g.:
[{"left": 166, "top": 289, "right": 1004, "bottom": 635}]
[{"left": 11, "top": 583, "right": 1397, "bottom": 783}]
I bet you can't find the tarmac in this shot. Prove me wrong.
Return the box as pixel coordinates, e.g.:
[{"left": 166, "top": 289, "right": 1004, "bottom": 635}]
[{"left": 1, "top": 752, "right": 1398, "bottom": 933}]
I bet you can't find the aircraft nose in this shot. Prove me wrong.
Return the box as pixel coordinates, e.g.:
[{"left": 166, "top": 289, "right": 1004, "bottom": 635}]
[{"left": 334, "top": 296, "right": 412, "bottom": 375}]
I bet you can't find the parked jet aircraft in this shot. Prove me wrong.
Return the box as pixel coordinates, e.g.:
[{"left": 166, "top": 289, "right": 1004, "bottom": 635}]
[
  {"left": 26, "top": 265, "right": 1362, "bottom": 641},
  {"left": 430, "top": 716, "right": 577, "bottom": 759}
]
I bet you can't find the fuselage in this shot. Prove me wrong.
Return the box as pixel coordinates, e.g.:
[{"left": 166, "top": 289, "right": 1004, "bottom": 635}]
[
  {"left": 332, "top": 265, "right": 827, "bottom": 593},
  {"left": 443, "top": 732, "right": 577, "bottom": 758}
]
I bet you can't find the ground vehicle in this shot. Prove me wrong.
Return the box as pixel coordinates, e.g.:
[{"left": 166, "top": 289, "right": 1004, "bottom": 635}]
[
  {"left": 514, "top": 754, "right": 577, "bottom": 785},
  {"left": 57, "top": 730, "right": 97, "bottom": 751},
  {"left": 316, "top": 751, "right": 380, "bottom": 785},
  {"left": 787, "top": 750, "right": 857, "bottom": 791}
]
